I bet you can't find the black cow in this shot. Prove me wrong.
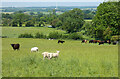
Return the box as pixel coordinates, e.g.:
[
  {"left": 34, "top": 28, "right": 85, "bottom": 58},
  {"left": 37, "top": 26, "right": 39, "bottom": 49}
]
[
  {"left": 58, "top": 40, "right": 65, "bottom": 44},
  {"left": 112, "top": 41, "right": 117, "bottom": 45},
  {"left": 104, "top": 40, "right": 111, "bottom": 44},
  {"left": 11, "top": 44, "right": 20, "bottom": 50},
  {"left": 99, "top": 41, "right": 104, "bottom": 45},
  {"left": 89, "top": 40, "right": 93, "bottom": 43}
]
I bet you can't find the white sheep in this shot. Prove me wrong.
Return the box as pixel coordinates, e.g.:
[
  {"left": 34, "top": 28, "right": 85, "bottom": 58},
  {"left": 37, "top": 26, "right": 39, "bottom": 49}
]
[
  {"left": 42, "top": 51, "right": 60, "bottom": 60},
  {"left": 52, "top": 51, "right": 60, "bottom": 58},
  {"left": 42, "top": 52, "right": 49, "bottom": 60},
  {"left": 31, "top": 47, "right": 38, "bottom": 52}
]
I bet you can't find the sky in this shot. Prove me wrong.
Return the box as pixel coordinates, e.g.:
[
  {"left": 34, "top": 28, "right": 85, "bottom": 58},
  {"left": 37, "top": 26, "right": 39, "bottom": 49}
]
[{"left": 1, "top": 0, "right": 104, "bottom": 2}]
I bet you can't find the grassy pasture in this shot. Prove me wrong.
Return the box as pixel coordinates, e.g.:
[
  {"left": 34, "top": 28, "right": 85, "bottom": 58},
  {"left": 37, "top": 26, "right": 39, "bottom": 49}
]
[
  {"left": 2, "top": 27, "right": 65, "bottom": 38},
  {"left": 2, "top": 38, "right": 118, "bottom": 77}
]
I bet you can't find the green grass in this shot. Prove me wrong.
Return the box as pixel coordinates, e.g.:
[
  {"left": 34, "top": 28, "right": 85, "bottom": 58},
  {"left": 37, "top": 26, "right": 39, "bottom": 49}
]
[
  {"left": 2, "top": 27, "right": 65, "bottom": 38},
  {"left": 2, "top": 38, "right": 118, "bottom": 77}
]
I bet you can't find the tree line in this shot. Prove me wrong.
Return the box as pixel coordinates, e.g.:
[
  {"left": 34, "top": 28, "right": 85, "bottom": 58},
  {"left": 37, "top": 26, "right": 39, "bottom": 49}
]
[{"left": 2, "top": 1, "right": 120, "bottom": 40}]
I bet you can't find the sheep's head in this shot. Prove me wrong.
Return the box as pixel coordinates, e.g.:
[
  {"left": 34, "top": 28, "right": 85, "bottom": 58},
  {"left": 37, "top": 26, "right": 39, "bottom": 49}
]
[
  {"left": 42, "top": 53, "right": 44, "bottom": 55},
  {"left": 57, "top": 51, "right": 60, "bottom": 53}
]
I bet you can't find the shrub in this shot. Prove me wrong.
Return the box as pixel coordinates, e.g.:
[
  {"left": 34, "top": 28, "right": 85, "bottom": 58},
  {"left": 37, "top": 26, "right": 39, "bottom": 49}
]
[
  {"left": 18, "top": 33, "right": 33, "bottom": 38},
  {"left": 35, "top": 32, "right": 46, "bottom": 39},
  {"left": 68, "top": 33, "right": 84, "bottom": 40},
  {"left": 111, "top": 35, "right": 120, "bottom": 41},
  {"left": 62, "top": 34, "right": 69, "bottom": 39},
  {"left": 48, "top": 31, "right": 62, "bottom": 39},
  {"left": 25, "top": 21, "right": 34, "bottom": 27},
  {"left": 0, "top": 36, "right": 8, "bottom": 38}
]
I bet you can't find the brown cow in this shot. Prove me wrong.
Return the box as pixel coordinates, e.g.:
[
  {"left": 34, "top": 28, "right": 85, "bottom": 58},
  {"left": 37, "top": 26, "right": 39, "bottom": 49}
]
[
  {"left": 93, "top": 40, "right": 97, "bottom": 43},
  {"left": 81, "top": 40, "right": 87, "bottom": 43},
  {"left": 97, "top": 40, "right": 101, "bottom": 43}
]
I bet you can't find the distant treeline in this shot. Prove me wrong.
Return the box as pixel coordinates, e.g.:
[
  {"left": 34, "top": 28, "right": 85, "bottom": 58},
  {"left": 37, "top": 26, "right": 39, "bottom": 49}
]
[
  {"left": 2, "top": 1, "right": 120, "bottom": 40},
  {"left": 2, "top": 6, "right": 97, "bottom": 12}
]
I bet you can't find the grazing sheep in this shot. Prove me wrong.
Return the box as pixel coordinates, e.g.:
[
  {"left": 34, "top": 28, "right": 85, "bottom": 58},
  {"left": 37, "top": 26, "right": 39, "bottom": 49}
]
[
  {"left": 52, "top": 51, "right": 60, "bottom": 58},
  {"left": 47, "top": 53, "right": 53, "bottom": 59},
  {"left": 42, "top": 52, "right": 49, "bottom": 60},
  {"left": 42, "top": 51, "right": 60, "bottom": 60},
  {"left": 31, "top": 47, "right": 38, "bottom": 52},
  {"left": 49, "top": 38, "right": 53, "bottom": 40}
]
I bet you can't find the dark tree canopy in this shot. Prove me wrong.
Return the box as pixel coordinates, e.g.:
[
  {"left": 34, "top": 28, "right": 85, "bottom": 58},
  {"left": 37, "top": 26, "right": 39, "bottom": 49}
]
[
  {"left": 60, "top": 8, "right": 85, "bottom": 33},
  {"left": 92, "top": 1, "right": 120, "bottom": 39}
]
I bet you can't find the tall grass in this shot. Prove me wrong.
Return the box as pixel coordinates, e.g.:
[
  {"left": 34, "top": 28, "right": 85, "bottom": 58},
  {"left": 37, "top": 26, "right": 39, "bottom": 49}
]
[{"left": 2, "top": 38, "right": 118, "bottom": 77}]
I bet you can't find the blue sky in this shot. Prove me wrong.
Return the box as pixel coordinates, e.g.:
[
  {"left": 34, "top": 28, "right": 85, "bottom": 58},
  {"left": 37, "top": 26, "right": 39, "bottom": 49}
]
[{"left": 2, "top": 0, "right": 104, "bottom": 2}]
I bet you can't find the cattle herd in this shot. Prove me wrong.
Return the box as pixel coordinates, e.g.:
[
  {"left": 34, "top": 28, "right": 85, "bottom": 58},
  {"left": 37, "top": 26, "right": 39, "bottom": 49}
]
[
  {"left": 10, "top": 39, "right": 118, "bottom": 51},
  {"left": 10, "top": 39, "right": 118, "bottom": 50},
  {"left": 10, "top": 39, "right": 118, "bottom": 59},
  {"left": 81, "top": 39, "right": 118, "bottom": 45}
]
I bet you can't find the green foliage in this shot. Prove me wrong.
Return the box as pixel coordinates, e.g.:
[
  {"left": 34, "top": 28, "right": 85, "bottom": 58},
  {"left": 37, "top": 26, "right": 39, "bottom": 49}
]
[
  {"left": 50, "top": 19, "right": 62, "bottom": 28},
  {"left": 2, "top": 19, "right": 11, "bottom": 26},
  {"left": 0, "top": 36, "right": 8, "bottom": 38},
  {"left": 52, "top": 9, "right": 56, "bottom": 15},
  {"left": 35, "top": 32, "right": 46, "bottom": 39},
  {"left": 111, "top": 35, "right": 120, "bottom": 41},
  {"left": 18, "top": 33, "right": 34, "bottom": 38},
  {"left": 25, "top": 21, "right": 34, "bottom": 27},
  {"left": 62, "top": 34, "right": 69, "bottom": 39},
  {"left": 68, "top": 33, "right": 84, "bottom": 40},
  {"left": 81, "top": 21, "right": 95, "bottom": 36},
  {"left": 60, "top": 8, "right": 85, "bottom": 33},
  {"left": 83, "top": 10, "right": 95, "bottom": 19},
  {"left": 11, "top": 20, "right": 18, "bottom": 27},
  {"left": 103, "top": 27, "right": 112, "bottom": 40},
  {"left": 48, "top": 31, "right": 62, "bottom": 39},
  {"left": 92, "top": 2, "right": 120, "bottom": 39},
  {"left": 13, "top": 13, "right": 31, "bottom": 27},
  {"left": 29, "top": 12, "right": 35, "bottom": 15}
]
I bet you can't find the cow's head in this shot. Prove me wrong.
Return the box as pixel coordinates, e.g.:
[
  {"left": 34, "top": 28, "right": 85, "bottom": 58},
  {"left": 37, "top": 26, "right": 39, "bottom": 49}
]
[{"left": 11, "top": 44, "right": 15, "bottom": 47}]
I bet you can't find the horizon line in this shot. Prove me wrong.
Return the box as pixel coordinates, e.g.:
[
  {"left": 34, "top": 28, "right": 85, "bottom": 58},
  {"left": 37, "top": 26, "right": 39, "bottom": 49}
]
[{"left": 2, "top": 1, "right": 103, "bottom": 2}]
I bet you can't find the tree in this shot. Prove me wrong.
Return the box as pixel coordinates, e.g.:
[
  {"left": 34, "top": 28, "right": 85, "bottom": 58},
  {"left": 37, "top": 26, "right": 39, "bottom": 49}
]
[
  {"left": 53, "top": 9, "right": 56, "bottom": 15},
  {"left": 50, "top": 19, "right": 62, "bottom": 28},
  {"left": 29, "top": 12, "right": 35, "bottom": 15},
  {"left": 25, "top": 21, "right": 34, "bottom": 27},
  {"left": 60, "top": 8, "right": 85, "bottom": 33},
  {"left": 14, "top": 13, "right": 30, "bottom": 27},
  {"left": 11, "top": 20, "right": 18, "bottom": 27},
  {"left": 92, "top": 2, "right": 120, "bottom": 39}
]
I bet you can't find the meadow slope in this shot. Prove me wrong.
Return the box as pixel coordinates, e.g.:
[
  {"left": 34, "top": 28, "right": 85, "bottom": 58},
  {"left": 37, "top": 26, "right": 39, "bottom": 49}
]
[
  {"left": 2, "top": 38, "right": 118, "bottom": 77},
  {"left": 2, "top": 27, "right": 65, "bottom": 38}
]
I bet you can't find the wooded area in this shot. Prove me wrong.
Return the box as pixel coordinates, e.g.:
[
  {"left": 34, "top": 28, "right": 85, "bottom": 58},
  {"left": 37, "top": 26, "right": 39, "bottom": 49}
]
[{"left": 2, "top": 1, "right": 120, "bottom": 40}]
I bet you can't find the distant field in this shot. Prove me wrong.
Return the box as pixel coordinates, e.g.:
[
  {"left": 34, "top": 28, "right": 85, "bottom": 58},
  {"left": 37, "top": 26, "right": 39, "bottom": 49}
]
[
  {"left": 2, "top": 27, "right": 65, "bottom": 38},
  {"left": 85, "top": 19, "right": 92, "bottom": 22},
  {"left": 2, "top": 12, "right": 14, "bottom": 14},
  {"left": 2, "top": 38, "right": 118, "bottom": 77}
]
